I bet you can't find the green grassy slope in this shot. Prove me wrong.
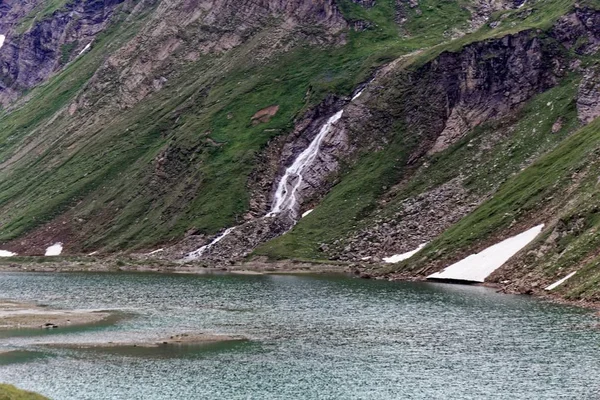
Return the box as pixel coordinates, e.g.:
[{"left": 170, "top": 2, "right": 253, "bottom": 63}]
[
  {"left": 0, "top": 0, "right": 478, "bottom": 251},
  {"left": 0, "top": 384, "right": 48, "bottom": 400},
  {"left": 1, "top": 0, "right": 597, "bottom": 263},
  {"left": 388, "top": 116, "right": 600, "bottom": 300},
  {"left": 254, "top": 0, "right": 586, "bottom": 260}
]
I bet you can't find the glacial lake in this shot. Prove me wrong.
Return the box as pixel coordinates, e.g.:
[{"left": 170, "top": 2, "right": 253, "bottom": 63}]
[{"left": 1, "top": 271, "right": 599, "bottom": 399}]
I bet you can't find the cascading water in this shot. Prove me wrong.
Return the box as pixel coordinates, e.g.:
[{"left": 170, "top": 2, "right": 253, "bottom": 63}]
[
  {"left": 185, "top": 227, "right": 236, "bottom": 260},
  {"left": 184, "top": 111, "right": 343, "bottom": 260},
  {"left": 185, "top": 86, "right": 364, "bottom": 261},
  {"left": 268, "top": 110, "right": 344, "bottom": 217}
]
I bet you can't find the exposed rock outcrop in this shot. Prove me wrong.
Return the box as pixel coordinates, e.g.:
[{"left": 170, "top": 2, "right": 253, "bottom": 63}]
[
  {"left": 338, "top": 179, "right": 481, "bottom": 261},
  {"left": 78, "top": 0, "right": 347, "bottom": 109},
  {"left": 248, "top": 95, "right": 349, "bottom": 218},
  {"left": 554, "top": 8, "right": 600, "bottom": 124},
  {"left": 425, "top": 32, "right": 558, "bottom": 154},
  {"left": 578, "top": 67, "right": 600, "bottom": 125},
  {"left": 552, "top": 7, "right": 600, "bottom": 55},
  {"left": 0, "top": 0, "right": 126, "bottom": 105},
  {"left": 0, "top": 0, "right": 40, "bottom": 31}
]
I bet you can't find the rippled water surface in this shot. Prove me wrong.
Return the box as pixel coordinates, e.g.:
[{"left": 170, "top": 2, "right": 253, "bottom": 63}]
[{"left": 1, "top": 272, "right": 599, "bottom": 399}]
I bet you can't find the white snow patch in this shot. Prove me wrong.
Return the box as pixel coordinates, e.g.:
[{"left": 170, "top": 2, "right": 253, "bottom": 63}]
[
  {"left": 383, "top": 243, "right": 428, "bottom": 264},
  {"left": 147, "top": 248, "right": 164, "bottom": 256},
  {"left": 545, "top": 271, "right": 577, "bottom": 291},
  {"left": 0, "top": 35, "right": 5, "bottom": 50},
  {"left": 186, "top": 227, "right": 236, "bottom": 260},
  {"left": 427, "top": 224, "right": 544, "bottom": 283},
  {"left": 45, "top": 243, "right": 63, "bottom": 256},
  {"left": 0, "top": 250, "right": 16, "bottom": 257},
  {"left": 302, "top": 209, "right": 314, "bottom": 218},
  {"left": 78, "top": 42, "right": 92, "bottom": 57}
]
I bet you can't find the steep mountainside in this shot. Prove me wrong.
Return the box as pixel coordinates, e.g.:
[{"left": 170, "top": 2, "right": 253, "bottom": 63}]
[{"left": 1, "top": 0, "right": 600, "bottom": 302}]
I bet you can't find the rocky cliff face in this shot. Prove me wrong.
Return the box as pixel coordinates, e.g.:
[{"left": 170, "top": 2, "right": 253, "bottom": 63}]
[
  {"left": 554, "top": 7, "right": 600, "bottom": 124},
  {"left": 578, "top": 67, "right": 600, "bottom": 124},
  {"left": 0, "top": 0, "right": 126, "bottom": 105},
  {"left": 323, "top": 28, "right": 562, "bottom": 261},
  {"left": 0, "top": 0, "right": 345, "bottom": 106},
  {"left": 72, "top": 0, "right": 346, "bottom": 110},
  {"left": 248, "top": 95, "right": 349, "bottom": 218},
  {"left": 0, "top": 1, "right": 39, "bottom": 30},
  {"left": 424, "top": 32, "right": 558, "bottom": 154},
  {"left": 552, "top": 7, "right": 600, "bottom": 55}
]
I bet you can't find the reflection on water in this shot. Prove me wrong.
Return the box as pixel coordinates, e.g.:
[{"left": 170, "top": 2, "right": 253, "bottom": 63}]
[{"left": 0, "top": 271, "right": 599, "bottom": 399}]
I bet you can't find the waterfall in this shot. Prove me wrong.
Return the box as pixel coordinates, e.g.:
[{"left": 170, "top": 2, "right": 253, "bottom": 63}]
[
  {"left": 185, "top": 112, "right": 343, "bottom": 260},
  {"left": 268, "top": 110, "right": 344, "bottom": 217},
  {"left": 185, "top": 227, "right": 236, "bottom": 260},
  {"left": 185, "top": 86, "right": 364, "bottom": 261}
]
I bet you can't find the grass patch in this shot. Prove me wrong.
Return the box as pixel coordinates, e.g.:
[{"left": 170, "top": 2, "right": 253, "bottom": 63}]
[{"left": 0, "top": 384, "right": 48, "bottom": 400}]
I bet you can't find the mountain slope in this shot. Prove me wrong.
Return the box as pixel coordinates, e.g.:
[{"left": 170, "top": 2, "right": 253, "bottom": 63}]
[
  {"left": 0, "top": 0, "right": 599, "bottom": 301},
  {"left": 255, "top": 1, "right": 600, "bottom": 301},
  {"left": 0, "top": 0, "right": 497, "bottom": 254}
]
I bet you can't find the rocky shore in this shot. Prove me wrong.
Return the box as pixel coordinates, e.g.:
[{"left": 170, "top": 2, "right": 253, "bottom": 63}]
[
  {"left": 0, "top": 256, "right": 351, "bottom": 275},
  {"left": 1, "top": 255, "right": 599, "bottom": 313}
]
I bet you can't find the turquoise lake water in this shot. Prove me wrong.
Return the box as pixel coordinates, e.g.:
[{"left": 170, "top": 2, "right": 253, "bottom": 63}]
[{"left": 0, "top": 271, "right": 599, "bottom": 399}]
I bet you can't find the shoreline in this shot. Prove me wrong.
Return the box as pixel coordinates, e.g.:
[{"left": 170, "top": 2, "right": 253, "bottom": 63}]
[
  {"left": 0, "top": 257, "right": 352, "bottom": 276},
  {"left": 380, "top": 272, "right": 600, "bottom": 313},
  {"left": 1, "top": 257, "right": 599, "bottom": 313}
]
